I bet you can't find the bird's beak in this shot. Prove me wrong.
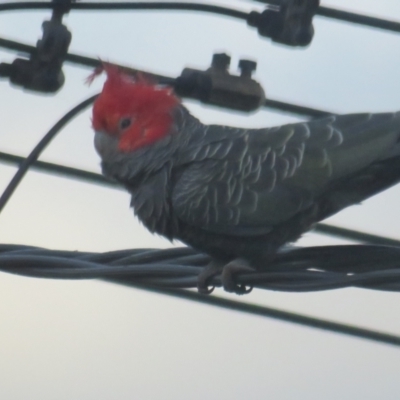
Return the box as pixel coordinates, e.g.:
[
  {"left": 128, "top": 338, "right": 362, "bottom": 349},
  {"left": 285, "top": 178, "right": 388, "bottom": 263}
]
[{"left": 93, "top": 130, "right": 114, "bottom": 157}]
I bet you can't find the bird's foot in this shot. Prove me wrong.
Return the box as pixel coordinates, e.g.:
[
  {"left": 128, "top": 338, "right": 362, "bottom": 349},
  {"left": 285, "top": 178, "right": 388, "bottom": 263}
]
[
  {"left": 221, "top": 258, "right": 254, "bottom": 294},
  {"left": 197, "top": 260, "right": 221, "bottom": 294},
  {"left": 197, "top": 258, "right": 254, "bottom": 295}
]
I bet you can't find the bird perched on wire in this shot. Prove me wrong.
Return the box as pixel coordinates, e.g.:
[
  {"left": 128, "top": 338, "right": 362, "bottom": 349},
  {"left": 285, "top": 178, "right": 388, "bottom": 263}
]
[{"left": 89, "top": 63, "right": 400, "bottom": 294}]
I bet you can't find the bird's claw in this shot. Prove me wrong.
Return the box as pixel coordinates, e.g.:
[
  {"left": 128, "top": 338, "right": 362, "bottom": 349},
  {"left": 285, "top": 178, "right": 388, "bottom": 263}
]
[
  {"left": 221, "top": 259, "right": 254, "bottom": 295},
  {"left": 197, "top": 258, "right": 254, "bottom": 295},
  {"left": 225, "top": 283, "right": 253, "bottom": 295},
  {"left": 197, "top": 260, "right": 220, "bottom": 294},
  {"left": 198, "top": 284, "right": 215, "bottom": 295}
]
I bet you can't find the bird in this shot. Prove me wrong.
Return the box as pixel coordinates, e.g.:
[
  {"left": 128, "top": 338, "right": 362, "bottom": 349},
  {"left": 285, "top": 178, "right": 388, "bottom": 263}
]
[{"left": 90, "top": 63, "right": 400, "bottom": 294}]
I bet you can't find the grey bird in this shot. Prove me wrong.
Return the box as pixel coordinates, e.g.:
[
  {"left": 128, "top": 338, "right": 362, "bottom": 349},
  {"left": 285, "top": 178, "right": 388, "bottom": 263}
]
[{"left": 90, "top": 65, "right": 400, "bottom": 294}]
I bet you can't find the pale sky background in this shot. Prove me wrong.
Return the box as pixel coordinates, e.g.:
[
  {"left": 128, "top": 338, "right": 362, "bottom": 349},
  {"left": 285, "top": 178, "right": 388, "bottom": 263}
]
[{"left": 1, "top": 1, "right": 400, "bottom": 399}]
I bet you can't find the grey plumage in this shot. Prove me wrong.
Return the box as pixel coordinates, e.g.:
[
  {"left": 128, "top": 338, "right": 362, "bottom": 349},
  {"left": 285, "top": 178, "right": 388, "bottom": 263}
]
[{"left": 95, "top": 107, "right": 400, "bottom": 266}]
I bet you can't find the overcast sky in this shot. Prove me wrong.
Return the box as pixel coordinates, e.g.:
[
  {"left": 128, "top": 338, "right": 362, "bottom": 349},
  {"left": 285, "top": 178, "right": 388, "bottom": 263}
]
[{"left": 1, "top": 1, "right": 400, "bottom": 399}]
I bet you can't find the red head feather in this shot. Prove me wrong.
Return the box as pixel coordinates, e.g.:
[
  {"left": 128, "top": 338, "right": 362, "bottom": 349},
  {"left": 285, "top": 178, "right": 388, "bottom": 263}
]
[{"left": 90, "top": 63, "right": 180, "bottom": 152}]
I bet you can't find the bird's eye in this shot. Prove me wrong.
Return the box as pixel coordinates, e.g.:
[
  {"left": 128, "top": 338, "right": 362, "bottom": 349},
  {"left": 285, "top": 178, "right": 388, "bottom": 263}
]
[{"left": 119, "top": 117, "right": 132, "bottom": 130}]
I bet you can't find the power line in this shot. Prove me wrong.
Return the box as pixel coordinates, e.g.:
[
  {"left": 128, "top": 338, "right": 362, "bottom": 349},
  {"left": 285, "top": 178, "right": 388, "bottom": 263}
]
[
  {"left": 3, "top": 1, "right": 400, "bottom": 37},
  {"left": 1, "top": 244, "right": 400, "bottom": 347},
  {"left": 0, "top": 151, "right": 113, "bottom": 187},
  {"left": 0, "top": 36, "right": 331, "bottom": 118},
  {"left": 318, "top": 6, "right": 400, "bottom": 33},
  {"left": 0, "top": 1, "right": 250, "bottom": 20},
  {"left": 1, "top": 150, "right": 399, "bottom": 248},
  {"left": 127, "top": 285, "right": 400, "bottom": 348},
  {"left": 3, "top": 243, "right": 400, "bottom": 291},
  {"left": 264, "top": 98, "right": 330, "bottom": 118},
  {"left": 0, "top": 95, "right": 97, "bottom": 213},
  {"left": 314, "top": 224, "right": 400, "bottom": 248}
]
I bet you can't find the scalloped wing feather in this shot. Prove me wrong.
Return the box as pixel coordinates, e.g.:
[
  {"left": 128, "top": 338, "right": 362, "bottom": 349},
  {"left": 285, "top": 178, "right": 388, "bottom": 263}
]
[{"left": 172, "top": 112, "right": 400, "bottom": 236}]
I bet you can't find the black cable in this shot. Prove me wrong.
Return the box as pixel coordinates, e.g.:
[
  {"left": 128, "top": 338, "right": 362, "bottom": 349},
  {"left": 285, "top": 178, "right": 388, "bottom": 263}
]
[
  {"left": 0, "top": 95, "right": 97, "bottom": 214},
  {"left": 4, "top": 244, "right": 400, "bottom": 291},
  {"left": 132, "top": 286, "right": 400, "bottom": 348},
  {"left": 1, "top": 150, "right": 399, "bottom": 248},
  {"left": 314, "top": 224, "right": 400, "bottom": 248},
  {"left": 254, "top": 1, "right": 400, "bottom": 34},
  {"left": 0, "top": 36, "right": 331, "bottom": 118},
  {"left": 264, "top": 98, "right": 331, "bottom": 118},
  {"left": 0, "top": 2, "right": 249, "bottom": 20},
  {"left": 4, "top": 1, "right": 400, "bottom": 37},
  {"left": 2, "top": 1, "right": 400, "bottom": 36},
  {"left": 317, "top": 6, "right": 400, "bottom": 33},
  {"left": 0, "top": 151, "right": 113, "bottom": 188},
  {"left": 1, "top": 244, "right": 400, "bottom": 347}
]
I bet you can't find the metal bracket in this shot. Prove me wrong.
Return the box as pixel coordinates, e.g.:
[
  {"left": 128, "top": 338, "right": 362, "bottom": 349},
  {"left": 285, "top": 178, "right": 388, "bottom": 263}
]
[
  {"left": 248, "top": 0, "right": 320, "bottom": 46},
  {"left": 0, "top": 0, "right": 73, "bottom": 93}
]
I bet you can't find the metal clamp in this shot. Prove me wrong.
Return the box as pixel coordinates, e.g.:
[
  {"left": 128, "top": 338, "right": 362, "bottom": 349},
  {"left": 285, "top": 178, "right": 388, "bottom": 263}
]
[{"left": 175, "top": 53, "right": 265, "bottom": 112}]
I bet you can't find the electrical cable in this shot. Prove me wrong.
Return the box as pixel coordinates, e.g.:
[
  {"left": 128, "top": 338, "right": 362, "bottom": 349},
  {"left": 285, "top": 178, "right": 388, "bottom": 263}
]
[
  {"left": 0, "top": 2, "right": 250, "bottom": 20},
  {"left": 3, "top": 1, "right": 400, "bottom": 37},
  {"left": 0, "top": 95, "right": 97, "bottom": 214},
  {"left": 0, "top": 0, "right": 400, "bottom": 37},
  {"left": 1, "top": 244, "right": 400, "bottom": 347},
  {"left": 134, "top": 285, "right": 400, "bottom": 348},
  {"left": 264, "top": 98, "right": 330, "bottom": 118},
  {"left": 0, "top": 36, "right": 331, "bottom": 118},
  {"left": 0, "top": 151, "right": 113, "bottom": 187},
  {"left": 314, "top": 224, "right": 400, "bottom": 248},
  {"left": 1, "top": 150, "right": 399, "bottom": 248},
  {"left": 3, "top": 244, "right": 400, "bottom": 291}
]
